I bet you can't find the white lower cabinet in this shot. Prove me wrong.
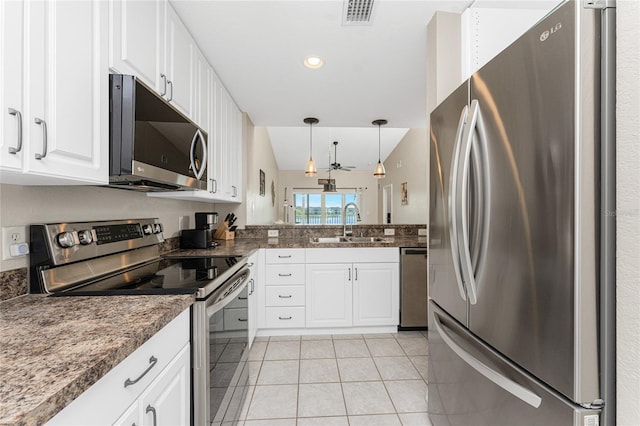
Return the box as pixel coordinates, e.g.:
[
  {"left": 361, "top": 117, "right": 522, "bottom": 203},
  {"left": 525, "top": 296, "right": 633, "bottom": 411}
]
[
  {"left": 352, "top": 263, "right": 399, "bottom": 326},
  {"left": 47, "top": 309, "right": 190, "bottom": 426},
  {"left": 306, "top": 264, "right": 352, "bottom": 328},
  {"left": 263, "top": 249, "right": 306, "bottom": 329}
]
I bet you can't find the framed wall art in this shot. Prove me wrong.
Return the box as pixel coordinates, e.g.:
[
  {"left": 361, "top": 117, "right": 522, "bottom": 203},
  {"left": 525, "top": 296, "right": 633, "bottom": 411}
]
[
  {"left": 401, "top": 181, "right": 408, "bottom": 205},
  {"left": 259, "top": 169, "right": 265, "bottom": 196}
]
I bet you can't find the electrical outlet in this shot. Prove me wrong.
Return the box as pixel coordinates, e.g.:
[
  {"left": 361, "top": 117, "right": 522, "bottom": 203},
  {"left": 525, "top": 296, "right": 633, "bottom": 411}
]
[
  {"left": 418, "top": 228, "right": 427, "bottom": 236},
  {"left": 2, "top": 226, "right": 27, "bottom": 260},
  {"left": 179, "top": 216, "right": 189, "bottom": 231},
  {"left": 384, "top": 228, "right": 395, "bottom": 236},
  {"left": 268, "top": 230, "right": 279, "bottom": 237}
]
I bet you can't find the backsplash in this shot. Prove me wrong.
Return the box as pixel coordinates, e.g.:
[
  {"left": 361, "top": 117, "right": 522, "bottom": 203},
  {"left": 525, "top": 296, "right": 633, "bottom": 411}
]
[{"left": 237, "top": 224, "right": 427, "bottom": 239}]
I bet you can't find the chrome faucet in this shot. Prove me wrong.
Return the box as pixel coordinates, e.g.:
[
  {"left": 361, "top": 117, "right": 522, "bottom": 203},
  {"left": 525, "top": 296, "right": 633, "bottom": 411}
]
[{"left": 343, "top": 202, "right": 362, "bottom": 237}]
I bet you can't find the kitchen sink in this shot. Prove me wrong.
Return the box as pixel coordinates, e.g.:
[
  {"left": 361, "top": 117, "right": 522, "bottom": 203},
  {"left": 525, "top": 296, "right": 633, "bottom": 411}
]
[{"left": 309, "top": 236, "right": 389, "bottom": 244}]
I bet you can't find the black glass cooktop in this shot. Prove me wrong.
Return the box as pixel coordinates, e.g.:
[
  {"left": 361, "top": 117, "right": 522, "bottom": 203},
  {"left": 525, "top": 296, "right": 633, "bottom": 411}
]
[{"left": 53, "top": 256, "right": 242, "bottom": 296}]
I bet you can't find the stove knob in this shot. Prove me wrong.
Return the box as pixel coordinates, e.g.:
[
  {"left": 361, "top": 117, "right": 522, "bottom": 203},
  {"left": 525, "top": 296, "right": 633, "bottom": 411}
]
[
  {"left": 78, "top": 230, "right": 93, "bottom": 245},
  {"left": 142, "top": 224, "right": 153, "bottom": 235},
  {"left": 153, "top": 223, "right": 162, "bottom": 234},
  {"left": 57, "top": 232, "right": 76, "bottom": 248}
]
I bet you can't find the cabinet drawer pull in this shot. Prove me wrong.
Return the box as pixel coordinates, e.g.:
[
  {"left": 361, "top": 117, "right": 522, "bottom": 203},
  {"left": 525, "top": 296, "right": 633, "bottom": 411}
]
[
  {"left": 34, "top": 117, "right": 47, "bottom": 159},
  {"left": 278, "top": 295, "right": 292, "bottom": 299},
  {"left": 355, "top": 267, "right": 358, "bottom": 281},
  {"left": 7, "top": 108, "right": 22, "bottom": 154},
  {"left": 278, "top": 273, "right": 292, "bottom": 277},
  {"left": 238, "top": 318, "right": 248, "bottom": 322},
  {"left": 167, "top": 80, "right": 173, "bottom": 101},
  {"left": 146, "top": 405, "right": 157, "bottom": 426},
  {"left": 124, "top": 356, "right": 158, "bottom": 387},
  {"left": 348, "top": 268, "right": 351, "bottom": 281},
  {"left": 278, "top": 255, "right": 292, "bottom": 258},
  {"left": 279, "top": 316, "right": 292, "bottom": 320}
]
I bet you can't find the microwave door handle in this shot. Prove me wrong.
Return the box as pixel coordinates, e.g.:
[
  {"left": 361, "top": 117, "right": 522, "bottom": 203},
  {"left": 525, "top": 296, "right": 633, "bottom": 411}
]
[
  {"left": 448, "top": 105, "right": 469, "bottom": 302},
  {"left": 190, "top": 129, "right": 207, "bottom": 180}
]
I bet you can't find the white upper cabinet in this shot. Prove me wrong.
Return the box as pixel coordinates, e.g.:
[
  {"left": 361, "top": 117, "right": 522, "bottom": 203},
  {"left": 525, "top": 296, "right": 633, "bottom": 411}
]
[
  {"left": 1, "top": 0, "right": 109, "bottom": 185},
  {"left": 109, "top": 0, "right": 165, "bottom": 94},
  {"left": 110, "top": 0, "right": 195, "bottom": 120}
]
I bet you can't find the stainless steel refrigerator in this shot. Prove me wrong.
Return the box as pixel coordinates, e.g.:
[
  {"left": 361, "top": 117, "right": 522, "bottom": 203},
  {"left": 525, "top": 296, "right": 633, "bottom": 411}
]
[{"left": 427, "top": 1, "right": 616, "bottom": 425}]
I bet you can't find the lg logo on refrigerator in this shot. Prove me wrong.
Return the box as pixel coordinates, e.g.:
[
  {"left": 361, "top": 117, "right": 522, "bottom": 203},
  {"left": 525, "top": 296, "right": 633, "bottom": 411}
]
[{"left": 540, "top": 22, "right": 563, "bottom": 41}]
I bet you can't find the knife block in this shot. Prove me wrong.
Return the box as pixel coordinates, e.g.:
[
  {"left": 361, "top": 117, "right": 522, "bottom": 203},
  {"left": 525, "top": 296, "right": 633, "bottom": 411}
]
[{"left": 213, "top": 222, "right": 235, "bottom": 240}]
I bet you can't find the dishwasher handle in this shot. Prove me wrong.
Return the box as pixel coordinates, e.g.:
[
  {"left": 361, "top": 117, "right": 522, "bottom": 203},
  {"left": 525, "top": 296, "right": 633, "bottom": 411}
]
[{"left": 401, "top": 248, "right": 427, "bottom": 256}]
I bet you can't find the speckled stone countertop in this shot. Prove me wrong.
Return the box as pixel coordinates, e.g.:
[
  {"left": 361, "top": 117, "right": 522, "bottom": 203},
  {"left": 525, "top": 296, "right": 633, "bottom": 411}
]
[
  {"left": 168, "top": 236, "right": 427, "bottom": 257},
  {"left": 0, "top": 294, "right": 194, "bottom": 426}
]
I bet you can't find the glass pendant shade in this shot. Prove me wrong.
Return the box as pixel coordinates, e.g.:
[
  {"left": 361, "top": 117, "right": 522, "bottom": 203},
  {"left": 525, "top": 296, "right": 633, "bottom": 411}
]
[
  {"left": 374, "top": 160, "right": 386, "bottom": 178},
  {"left": 303, "top": 117, "right": 319, "bottom": 176},
  {"left": 372, "top": 119, "right": 387, "bottom": 178},
  {"left": 305, "top": 158, "right": 317, "bottom": 176}
]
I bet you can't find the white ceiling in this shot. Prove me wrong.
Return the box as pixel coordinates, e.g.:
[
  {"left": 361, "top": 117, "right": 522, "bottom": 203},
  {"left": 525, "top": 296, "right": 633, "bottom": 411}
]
[{"left": 171, "top": 0, "right": 472, "bottom": 169}]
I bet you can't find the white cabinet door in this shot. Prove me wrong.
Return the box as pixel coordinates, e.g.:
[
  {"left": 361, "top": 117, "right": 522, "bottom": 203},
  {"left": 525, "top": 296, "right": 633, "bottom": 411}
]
[
  {"left": 140, "top": 344, "right": 191, "bottom": 426},
  {"left": 164, "top": 5, "right": 194, "bottom": 118},
  {"left": 112, "top": 401, "right": 138, "bottom": 426},
  {"left": 306, "top": 264, "right": 352, "bottom": 328},
  {"left": 24, "top": 0, "right": 108, "bottom": 184},
  {"left": 0, "top": 0, "right": 24, "bottom": 173},
  {"left": 194, "top": 49, "right": 211, "bottom": 133},
  {"left": 109, "top": 0, "right": 165, "bottom": 93},
  {"left": 353, "top": 263, "right": 399, "bottom": 327}
]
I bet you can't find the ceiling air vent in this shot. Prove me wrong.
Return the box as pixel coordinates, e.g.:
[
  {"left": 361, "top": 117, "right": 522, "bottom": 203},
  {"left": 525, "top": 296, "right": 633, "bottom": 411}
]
[{"left": 342, "top": 0, "right": 375, "bottom": 25}]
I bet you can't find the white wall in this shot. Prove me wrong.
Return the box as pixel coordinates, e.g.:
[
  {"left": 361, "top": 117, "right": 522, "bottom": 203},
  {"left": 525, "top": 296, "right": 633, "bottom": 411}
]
[
  {"left": 278, "top": 170, "right": 378, "bottom": 225},
  {"left": 244, "top": 118, "right": 280, "bottom": 225},
  {"left": 0, "top": 183, "right": 216, "bottom": 271},
  {"left": 376, "top": 128, "right": 428, "bottom": 224},
  {"left": 616, "top": 1, "right": 640, "bottom": 424}
]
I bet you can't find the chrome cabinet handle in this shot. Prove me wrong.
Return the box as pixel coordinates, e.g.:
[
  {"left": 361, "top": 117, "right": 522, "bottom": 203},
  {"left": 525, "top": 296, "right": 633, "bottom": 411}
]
[
  {"left": 8, "top": 108, "right": 22, "bottom": 154},
  {"left": 278, "top": 255, "right": 292, "bottom": 258},
  {"left": 160, "top": 74, "right": 167, "bottom": 96},
  {"left": 167, "top": 80, "right": 173, "bottom": 101},
  {"left": 238, "top": 318, "right": 248, "bottom": 322},
  {"left": 279, "top": 316, "right": 292, "bottom": 320},
  {"left": 348, "top": 268, "right": 351, "bottom": 281},
  {"left": 355, "top": 267, "right": 358, "bottom": 281},
  {"left": 146, "top": 405, "right": 157, "bottom": 426},
  {"left": 278, "top": 295, "right": 292, "bottom": 298},
  {"left": 210, "top": 178, "right": 214, "bottom": 193},
  {"left": 34, "top": 117, "right": 47, "bottom": 160},
  {"left": 232, "top": 185, "right": 237, "bottom": 197},
  {"left": 278, "top": 273, "right": 292, "bottom": 277},
  {"left": 124, "top": 356, "right": 158, "bottom": 387},
  {"left": 250, "top": 278, "right": 255, "bottom": 295}
]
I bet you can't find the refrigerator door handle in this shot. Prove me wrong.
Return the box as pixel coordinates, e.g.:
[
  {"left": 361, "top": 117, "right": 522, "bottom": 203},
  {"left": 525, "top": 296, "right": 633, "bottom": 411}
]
[
  {"left": 433, "top": 311, "right": 542, "bottom": 408},
  {"left": 448, "top": 105, "right": 469, "bottom": 302},
  {"left": 456, "top": 99, "right": 488, "bottom": 305}
]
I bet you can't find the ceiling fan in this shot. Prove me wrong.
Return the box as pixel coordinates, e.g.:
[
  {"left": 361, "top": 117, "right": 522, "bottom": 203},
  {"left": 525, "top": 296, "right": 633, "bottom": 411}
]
[{"left": 324, "top": 141, "right": 356, "bottom": 172}]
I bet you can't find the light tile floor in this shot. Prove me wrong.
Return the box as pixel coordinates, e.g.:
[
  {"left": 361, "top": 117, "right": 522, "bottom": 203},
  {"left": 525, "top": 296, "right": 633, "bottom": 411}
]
[{"left": 240, "top": 331, "right": 432, "bottom": 426}]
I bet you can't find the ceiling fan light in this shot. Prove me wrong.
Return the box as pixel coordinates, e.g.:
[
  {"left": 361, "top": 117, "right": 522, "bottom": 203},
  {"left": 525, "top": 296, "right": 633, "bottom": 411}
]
[
  {"left": 374, "top": 160, "right": 386, "bottom": 178},
  {"left": 305, "top": 158, "right": 317, "bottom": 176}
]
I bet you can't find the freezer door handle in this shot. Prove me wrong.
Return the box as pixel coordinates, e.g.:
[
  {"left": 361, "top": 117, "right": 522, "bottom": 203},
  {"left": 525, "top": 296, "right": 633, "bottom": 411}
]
[
  {"left": 448, "top": 105, "right": 469, "bottom": 302},
  {"left": 433, "top": 311, "right": 542, "bottom": 408}
]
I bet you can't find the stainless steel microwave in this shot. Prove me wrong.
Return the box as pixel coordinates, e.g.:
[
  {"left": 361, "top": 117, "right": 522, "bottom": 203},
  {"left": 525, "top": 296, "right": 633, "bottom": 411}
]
[{"left": 109, "top": 74, "right": 208, "bottom": 191}]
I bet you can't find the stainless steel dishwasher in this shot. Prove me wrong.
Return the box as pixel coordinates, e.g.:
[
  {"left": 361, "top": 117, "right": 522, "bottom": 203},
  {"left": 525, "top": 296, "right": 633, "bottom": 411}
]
[{"left": 400, "top": 248, "right": 428, "bottom": 329}]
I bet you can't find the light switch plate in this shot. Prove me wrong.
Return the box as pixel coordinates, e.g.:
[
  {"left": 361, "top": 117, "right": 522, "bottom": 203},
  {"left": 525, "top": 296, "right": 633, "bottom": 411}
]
[
  {"left": 268, "top": 230, "right": 279, "bottom": 237},
  {"left": 384, "top": 228, "right": 395, "bottom": 236}
]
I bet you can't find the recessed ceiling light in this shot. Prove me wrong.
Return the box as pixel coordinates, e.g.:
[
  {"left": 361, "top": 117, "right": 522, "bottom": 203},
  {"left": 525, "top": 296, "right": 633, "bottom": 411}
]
[{"left": 304, "top": 56, "right": 323, "bottom": 69}]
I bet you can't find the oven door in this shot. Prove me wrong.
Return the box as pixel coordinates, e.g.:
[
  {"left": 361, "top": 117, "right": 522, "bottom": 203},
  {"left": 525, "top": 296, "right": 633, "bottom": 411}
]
[{"left": 192, "top": 266, "right": 250, "bottom": 426}]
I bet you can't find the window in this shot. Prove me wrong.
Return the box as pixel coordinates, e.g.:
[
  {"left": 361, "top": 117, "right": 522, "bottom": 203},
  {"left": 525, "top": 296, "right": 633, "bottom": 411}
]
[{"left": 294, "top": 191, "right": 359, "bottom": 225}]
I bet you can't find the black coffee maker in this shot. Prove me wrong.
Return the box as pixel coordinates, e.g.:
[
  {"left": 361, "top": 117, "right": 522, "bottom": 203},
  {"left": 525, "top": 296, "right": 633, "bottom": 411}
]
[{"left": 180, "top": 212, "right": 219, "bottom": 249}]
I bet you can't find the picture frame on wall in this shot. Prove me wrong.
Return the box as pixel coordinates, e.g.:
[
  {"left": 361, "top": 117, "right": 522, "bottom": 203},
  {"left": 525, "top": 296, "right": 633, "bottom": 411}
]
[
  {"left": 401, "top": 181, "right": 408, "bottom": 205},
  {"left": 259, "top": 169, "right": 265, "bottom": 196}
]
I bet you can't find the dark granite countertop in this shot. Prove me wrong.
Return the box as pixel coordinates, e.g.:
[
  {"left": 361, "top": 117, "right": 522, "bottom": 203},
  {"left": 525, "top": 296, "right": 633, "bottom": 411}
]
[
  {"left": 0, "top": 294, "right": 194, "bottom": 426},
  {"left": 166, "top": 236, "right": 427, "bottom": 258}
]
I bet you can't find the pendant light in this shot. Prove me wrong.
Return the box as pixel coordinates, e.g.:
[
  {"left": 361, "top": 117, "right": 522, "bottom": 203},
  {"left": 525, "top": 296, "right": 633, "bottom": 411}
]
[
  {"left": 372, "top": 119, "right": 387, "bottom": 178},
  {"left": 304, "top": 117, "right": 319, "bottom": 176}
]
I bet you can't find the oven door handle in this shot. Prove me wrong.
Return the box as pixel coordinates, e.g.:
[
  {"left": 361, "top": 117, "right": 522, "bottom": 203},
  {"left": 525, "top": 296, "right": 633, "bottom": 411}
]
[{"left": 206, "top": 270, "right": 250, "bottom": 316}]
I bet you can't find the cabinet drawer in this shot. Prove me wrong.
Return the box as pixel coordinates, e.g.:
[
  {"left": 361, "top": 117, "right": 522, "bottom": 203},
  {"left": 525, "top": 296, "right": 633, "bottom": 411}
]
[
  {"left": 266, "top": 264, "right": 305, "bottom": 285},
  {"left": 265, "top": 307, "right": 305, "bottom": 328},
  {"left": 265, "top": 286, "right": 305, "bottom": 307},
  {"left": 265, "top": 248, "right": 305, "bottom": 264},
  {"left": 223, "top": 307, "right": 249, "bottom": 331}
]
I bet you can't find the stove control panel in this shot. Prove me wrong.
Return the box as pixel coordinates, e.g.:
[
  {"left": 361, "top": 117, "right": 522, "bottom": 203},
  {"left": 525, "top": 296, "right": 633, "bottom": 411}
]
[{"left": 31, "top": 219, "right": 164, "bottom": 267}]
